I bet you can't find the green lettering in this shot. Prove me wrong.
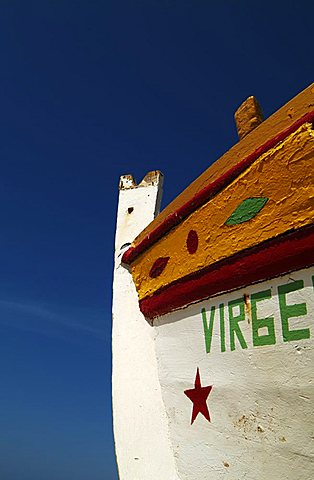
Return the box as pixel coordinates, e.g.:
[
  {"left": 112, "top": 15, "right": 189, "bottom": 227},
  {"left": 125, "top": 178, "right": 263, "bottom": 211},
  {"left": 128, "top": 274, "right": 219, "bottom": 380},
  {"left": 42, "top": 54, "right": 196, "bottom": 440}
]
[
  {"left": 251, "top": 289, "right": 276, "bottom": 347},
  {"left": 228, "top": 298, "right": 248, "bottom": 351},
  {"left": 278, "top": 280, "right": 309, "bottom": 342},
  {"left": 202, "top": 306, "right": 215, "bottom": 353},
  {"left": 219, "top": 303, "right": 226, "bottom": 353}
]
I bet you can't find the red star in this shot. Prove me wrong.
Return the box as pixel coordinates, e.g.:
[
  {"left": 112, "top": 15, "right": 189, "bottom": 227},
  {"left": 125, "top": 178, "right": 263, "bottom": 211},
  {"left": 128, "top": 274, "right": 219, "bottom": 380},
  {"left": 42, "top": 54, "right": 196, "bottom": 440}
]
[{"left": 184, "top": 368, "right": 213, "bottom": 425}]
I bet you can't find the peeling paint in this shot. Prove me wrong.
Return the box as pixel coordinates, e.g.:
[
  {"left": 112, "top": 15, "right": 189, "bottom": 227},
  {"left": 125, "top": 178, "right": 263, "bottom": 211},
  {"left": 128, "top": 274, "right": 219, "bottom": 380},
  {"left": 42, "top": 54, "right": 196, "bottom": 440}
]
[
  {"left": 113, "top": 86, "right": 314, "bottom": 480},
  {"left": 131, "top": 123, "right": 314, "bottom": 310},
  {"left": 152, "top": 268, "right": 314, "bottom": 479}
]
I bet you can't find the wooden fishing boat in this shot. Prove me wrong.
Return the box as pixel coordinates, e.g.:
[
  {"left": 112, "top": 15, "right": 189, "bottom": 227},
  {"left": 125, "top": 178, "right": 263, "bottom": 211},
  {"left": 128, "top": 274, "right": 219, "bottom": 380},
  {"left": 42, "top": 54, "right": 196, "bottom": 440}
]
[{"left": 112, "top": 84, "right": 314, "bottom": 479}]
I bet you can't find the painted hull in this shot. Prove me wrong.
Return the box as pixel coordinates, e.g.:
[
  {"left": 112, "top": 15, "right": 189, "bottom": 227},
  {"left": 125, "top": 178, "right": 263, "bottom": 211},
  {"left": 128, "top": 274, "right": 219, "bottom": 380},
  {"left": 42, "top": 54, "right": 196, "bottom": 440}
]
[
  {"left": 153, "top": 267, "right": 314, "bottom": 479},
  {"left": 124, "top": 119, "right": 314, "bottom": 320},
  {"left": 113, "top": 84, "right": 314, "bottom": 479}
]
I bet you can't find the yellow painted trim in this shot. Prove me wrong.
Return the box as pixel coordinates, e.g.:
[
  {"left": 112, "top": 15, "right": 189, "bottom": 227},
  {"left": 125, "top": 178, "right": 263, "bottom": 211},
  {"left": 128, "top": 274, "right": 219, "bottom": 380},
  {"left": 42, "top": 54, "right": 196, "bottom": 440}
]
[
  {"left": 131, "top": 124, "right": 314, "bottom": 300},
  {"left": 133, "top": 84, "right": 314, "bottom": 248}
]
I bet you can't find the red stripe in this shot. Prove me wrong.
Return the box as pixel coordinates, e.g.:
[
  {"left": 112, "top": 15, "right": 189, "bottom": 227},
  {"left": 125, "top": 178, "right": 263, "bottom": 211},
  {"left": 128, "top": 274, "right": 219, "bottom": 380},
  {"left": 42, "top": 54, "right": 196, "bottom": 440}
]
[
  {"left": 122, "top": 111, "right": 314, "bottom": 265},
  {"left": 139, "top": 226, "right": 314, "bottom": 319}
]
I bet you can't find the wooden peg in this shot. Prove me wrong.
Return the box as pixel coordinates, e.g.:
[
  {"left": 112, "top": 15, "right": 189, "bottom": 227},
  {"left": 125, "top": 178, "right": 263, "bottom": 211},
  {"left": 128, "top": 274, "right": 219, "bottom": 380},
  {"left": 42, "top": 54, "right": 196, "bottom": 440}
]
[{"left": 235, "top": 96, "right": 264, "bottom": 140}]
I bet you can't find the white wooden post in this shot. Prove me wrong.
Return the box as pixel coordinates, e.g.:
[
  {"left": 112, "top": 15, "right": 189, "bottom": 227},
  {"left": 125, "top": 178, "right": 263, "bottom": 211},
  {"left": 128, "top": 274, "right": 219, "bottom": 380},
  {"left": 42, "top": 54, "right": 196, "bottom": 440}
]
[{"left": 112, "top": 171, "right": 180, "bottom": 480}]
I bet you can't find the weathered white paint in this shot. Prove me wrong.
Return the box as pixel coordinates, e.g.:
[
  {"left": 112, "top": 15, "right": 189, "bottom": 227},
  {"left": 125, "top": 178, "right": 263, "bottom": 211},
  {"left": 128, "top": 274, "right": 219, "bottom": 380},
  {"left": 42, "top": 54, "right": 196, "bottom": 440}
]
[
  {"left": 154, "top": 267, "right": 314, "bottom": 480},
  {"left": 112, "top": 172, "right": 180, "bottom": 480},
  {"left": 113, "top": 181, "right": 314, "bottom": 479}
]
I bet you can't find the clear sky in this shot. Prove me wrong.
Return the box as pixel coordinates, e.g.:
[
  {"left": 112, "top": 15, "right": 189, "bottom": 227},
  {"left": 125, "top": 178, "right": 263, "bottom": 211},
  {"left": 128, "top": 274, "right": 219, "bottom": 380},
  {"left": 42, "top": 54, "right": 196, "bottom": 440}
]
[{"left": 0, "top": 1, "right": 312, "bottom": 479}]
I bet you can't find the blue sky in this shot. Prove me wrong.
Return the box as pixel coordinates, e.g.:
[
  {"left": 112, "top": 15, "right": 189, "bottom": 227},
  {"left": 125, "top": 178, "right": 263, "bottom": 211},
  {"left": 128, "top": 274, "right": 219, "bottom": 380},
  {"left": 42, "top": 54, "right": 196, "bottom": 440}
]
[{"left": 0, "top": 1, "right": 312, "bottom": 478}]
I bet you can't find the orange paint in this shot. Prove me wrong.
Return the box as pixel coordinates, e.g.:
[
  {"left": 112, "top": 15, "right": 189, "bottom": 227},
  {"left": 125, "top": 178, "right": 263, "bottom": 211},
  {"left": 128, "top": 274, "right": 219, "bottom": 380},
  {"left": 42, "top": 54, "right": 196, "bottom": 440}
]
[
  {"left": 131, "top": 123, "right": 314, "bottom": 301},
  {"left": 132, "top": 84, "right": 314, "bottom": 248}
]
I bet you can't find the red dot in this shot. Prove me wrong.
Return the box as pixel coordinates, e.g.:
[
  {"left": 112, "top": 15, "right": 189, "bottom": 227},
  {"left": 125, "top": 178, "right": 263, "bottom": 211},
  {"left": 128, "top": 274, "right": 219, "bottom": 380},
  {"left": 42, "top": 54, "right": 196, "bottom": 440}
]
[
  {"left": 149, "top": 257, "right": 170, "bottom": 278},
  {"left": 187, "top": 230, "right": 198, "bottom": 254}
]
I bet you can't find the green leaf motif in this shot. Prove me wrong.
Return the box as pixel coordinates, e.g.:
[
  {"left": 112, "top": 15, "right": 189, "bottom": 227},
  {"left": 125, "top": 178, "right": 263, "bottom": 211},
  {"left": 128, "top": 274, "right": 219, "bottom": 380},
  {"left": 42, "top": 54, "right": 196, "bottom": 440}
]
[{"left": 225, "top": 197, "right": 268, "bottom": 226}]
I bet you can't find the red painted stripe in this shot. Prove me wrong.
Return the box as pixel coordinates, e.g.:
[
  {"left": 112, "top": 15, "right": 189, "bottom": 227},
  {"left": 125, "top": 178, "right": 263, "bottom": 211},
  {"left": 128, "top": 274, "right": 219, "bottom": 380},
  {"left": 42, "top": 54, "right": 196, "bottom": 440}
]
[
  {"left": 122, "top": 111, "right": 314, "bottom": 265},
  {"left": 139, "top": 226, "right": 314, "bottom": 319}
]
